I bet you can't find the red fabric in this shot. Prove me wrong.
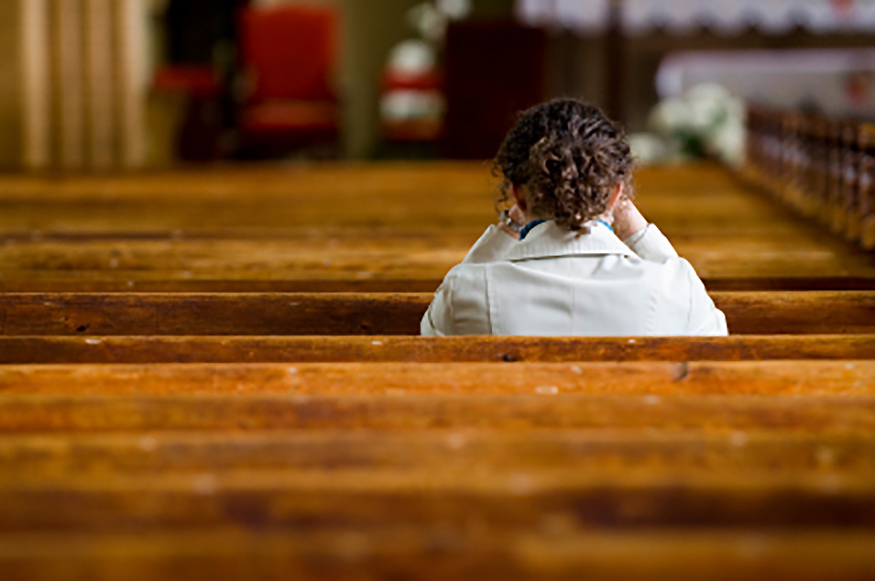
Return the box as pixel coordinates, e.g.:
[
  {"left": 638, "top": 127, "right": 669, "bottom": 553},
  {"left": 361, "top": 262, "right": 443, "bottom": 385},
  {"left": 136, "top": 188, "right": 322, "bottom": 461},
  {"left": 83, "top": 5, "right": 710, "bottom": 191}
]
[
  {"left": 382, "top": 70, "right": 444, "bottom": 91},
  {"left": 242, "top": 100, "right": 339, "bottom": 133},
  {"left": 382, "top": 119, "right": 444, "bottom": 142},
  {"left": 152, "top": 66, "right": 220, "bottom": 97},
  {"left": 240, "top": 4, "right": 338, "bottom": 102}
]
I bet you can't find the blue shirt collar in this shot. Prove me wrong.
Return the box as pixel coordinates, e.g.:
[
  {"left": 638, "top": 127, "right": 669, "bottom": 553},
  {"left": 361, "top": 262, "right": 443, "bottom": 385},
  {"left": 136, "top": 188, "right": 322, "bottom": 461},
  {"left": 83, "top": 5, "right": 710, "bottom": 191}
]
[
  {"left": 520, "top": 219, "right": 613, "bottom": 240},
  {"left": 519, "top": 219, "right": 547, "bottom": 240}
]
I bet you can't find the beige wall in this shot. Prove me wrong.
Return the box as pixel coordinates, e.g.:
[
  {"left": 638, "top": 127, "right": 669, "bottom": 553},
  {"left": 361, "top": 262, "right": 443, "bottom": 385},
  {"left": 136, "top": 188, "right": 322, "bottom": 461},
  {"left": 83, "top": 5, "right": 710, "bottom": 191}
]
[{"left": 0, "top": 3, "right": 22, "bottom": 171}]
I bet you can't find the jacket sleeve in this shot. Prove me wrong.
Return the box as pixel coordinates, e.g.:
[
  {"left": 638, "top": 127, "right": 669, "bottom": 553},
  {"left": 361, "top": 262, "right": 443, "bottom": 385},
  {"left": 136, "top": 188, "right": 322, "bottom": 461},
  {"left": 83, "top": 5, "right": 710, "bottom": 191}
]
[
  {"left": 683, "top": 260, "right": 729, "bottom": 336},
  {"left": 422, "top": 263, "right": 493, "bottom": 336},
  {"left": 422, "top": 225, "right": 513, "bottom": 336},
  {"left": 623, "top": 224, "right": 679, "bottom": 263},
  {"left": 421, "top": 274, "right": 454, "bottom": 336}
]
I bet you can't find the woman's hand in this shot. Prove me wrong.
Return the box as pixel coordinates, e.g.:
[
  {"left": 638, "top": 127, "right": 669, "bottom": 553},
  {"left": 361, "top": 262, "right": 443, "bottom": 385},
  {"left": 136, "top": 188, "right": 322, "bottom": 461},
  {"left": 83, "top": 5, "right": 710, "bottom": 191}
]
[
  {"left": 498, "top": 204, "right": 526, "bottom": 240},
  {"left": 612, "top": 198, "right": 648, "bottom": 241}
]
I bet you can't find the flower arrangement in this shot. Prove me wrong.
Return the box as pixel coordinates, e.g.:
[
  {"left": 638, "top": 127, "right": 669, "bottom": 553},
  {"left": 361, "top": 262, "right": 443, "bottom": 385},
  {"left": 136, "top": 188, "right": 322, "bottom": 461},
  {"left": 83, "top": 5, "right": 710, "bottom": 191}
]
[
  {"left": 632, "top": 83, "right": 746, "bottom": 167},
  {"left": 380, "top": 0, "right": 472, "bottom": 139}
]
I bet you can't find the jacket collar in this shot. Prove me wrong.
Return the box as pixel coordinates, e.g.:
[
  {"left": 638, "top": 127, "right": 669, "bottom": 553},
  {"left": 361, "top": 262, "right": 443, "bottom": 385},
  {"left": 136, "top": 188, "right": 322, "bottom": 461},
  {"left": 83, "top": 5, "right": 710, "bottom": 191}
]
[{"left": 504, "top": 220, "right": 634, "bottom": 262}]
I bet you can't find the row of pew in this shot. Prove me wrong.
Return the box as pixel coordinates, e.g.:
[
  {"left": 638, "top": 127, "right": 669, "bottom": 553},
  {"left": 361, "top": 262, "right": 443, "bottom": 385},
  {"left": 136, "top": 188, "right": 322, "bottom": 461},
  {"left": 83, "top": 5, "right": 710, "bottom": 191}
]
[
  {"left": 0, "top": 162, "right": 873, "bottom": 579},
  {"left": 745, "top": 103, "right": 875, "bottom": 250}
]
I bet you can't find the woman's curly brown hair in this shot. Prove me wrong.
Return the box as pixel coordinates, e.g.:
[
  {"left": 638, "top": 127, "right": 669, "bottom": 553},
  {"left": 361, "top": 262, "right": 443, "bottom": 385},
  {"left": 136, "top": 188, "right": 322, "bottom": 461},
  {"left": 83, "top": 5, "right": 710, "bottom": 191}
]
[{"left": 493, "top": 99, "right": 633, "bottom": 232}]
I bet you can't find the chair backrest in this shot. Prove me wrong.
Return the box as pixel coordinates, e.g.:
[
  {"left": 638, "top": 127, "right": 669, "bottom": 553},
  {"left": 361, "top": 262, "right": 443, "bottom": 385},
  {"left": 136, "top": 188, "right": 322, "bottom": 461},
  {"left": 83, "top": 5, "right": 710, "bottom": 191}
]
[{"left": 239, "top": 4, "right": 338, "bottom": 102}]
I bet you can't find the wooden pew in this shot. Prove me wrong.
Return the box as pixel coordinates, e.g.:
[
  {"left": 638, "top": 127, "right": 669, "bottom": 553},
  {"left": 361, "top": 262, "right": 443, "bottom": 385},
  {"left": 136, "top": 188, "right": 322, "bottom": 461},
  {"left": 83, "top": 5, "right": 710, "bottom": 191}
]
[
  {"left": 2, "top": 393, "right": 873, "bottom": 433},
  {"left": 1, "top": 161, "right": 873, "bottom": 581},
  {"left": 1, "top": 464, "right": 874, "bottom": 530},
  {"left": 0, "top": 360, "right": 872, "bottom": 396},
  {"left": 3, "top": 529, "right": 874, "bottom": 581},
  {"left": 1, "top": 164, "right": 874, "bottom": 291},
  {"left": 744, "top": 104, "right": 875, "bottom": 251},
  {"left": 2, "top": 334, "right": 872, "bottom": 364},
  {"left": 4, "top": 431, "right": 872, "bottom": 476},
  {"left": 1, "top": 238, "right": 872, "bottom": 293},
  {"left": 1, "top": 291, "right": 873, "bottom": 335},
  {"left": 3, "top": 276, "right": 875, "bottom": 293}
]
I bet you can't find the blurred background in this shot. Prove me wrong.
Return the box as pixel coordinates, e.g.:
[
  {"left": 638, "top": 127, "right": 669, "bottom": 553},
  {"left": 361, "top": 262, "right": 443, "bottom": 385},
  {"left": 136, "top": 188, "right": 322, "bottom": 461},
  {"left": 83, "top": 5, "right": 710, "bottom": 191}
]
[{"left": 0, "top": 0, "right": 872, "bottom": 172}]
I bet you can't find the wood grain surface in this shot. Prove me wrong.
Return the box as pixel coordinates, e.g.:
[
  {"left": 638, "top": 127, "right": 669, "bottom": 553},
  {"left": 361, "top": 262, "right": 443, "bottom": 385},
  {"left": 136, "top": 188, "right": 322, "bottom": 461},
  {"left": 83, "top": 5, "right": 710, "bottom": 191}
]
[
  {"left": 1, "top": 334, "right": 871, "bottom": 363},
  {"left": 1, "top": 394, "right": 873, "bottom": 433},
  {"left": 0, "top": 164, "right": 872, "bottom": 291},
  {"left": 1, "top": 291, "right": 873, "bottom": 335},
  {"left": 1, "top": 162, "right": 873, "bottom": 580},
  {"left": 0, "top": 361, "right": 872, "bottom": 396},
  {"left": 2, "top": 529, "right": 873, "bottom": 581},
  {"left": 2, "top": 431, "right": 871, "bottom": 476}
]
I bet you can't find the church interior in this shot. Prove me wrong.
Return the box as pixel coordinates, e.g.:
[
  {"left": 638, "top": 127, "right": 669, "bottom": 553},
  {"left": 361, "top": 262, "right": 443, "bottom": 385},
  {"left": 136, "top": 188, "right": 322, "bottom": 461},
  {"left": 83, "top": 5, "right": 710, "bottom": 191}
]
[{"left": 0, "top": 0, "right": 874, "bottom": 578}]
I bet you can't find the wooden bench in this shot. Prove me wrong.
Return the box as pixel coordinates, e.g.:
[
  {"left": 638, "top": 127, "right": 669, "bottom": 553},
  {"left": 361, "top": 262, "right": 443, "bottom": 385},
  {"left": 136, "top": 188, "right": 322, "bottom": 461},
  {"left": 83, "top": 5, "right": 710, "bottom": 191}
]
[
  {"left": 1, "top": 390, "right": 871, "bottom": 431},
  {"left": 745, "top": 105, "right": 875, "bottom": 250},
  {"left": 3, "top": 276, "right": 875, "bottom": 293},
  {"left": 4, "top": 430, "right": 871, "bottom": 475},
  {"left": 2, "top": 164, "right": 874, "bottom": 292},
  {"left": 1, "top": 162, "right": 874, "bottom": 580},
  {"left": 2, "top": 529, "right": 874, "bottom": 580},
  {"left": 0, "top": 360, "right": 872, "bottom": 396},
  {"left": 0, "top": 459, "right": 873, "bottom": 529},
  {"left": 2, "top": 334, "right": 872, "bottom": 364},
  {"left": 1, "top": 291, "right": 873, "bottom": 335}
]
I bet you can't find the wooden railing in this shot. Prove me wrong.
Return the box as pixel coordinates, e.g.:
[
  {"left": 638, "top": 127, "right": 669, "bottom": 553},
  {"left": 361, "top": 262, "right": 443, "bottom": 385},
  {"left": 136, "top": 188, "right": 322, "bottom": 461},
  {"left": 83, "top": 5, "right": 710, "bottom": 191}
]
[{"left": 744, "top": 104, "right": 875, "bottom": 250}]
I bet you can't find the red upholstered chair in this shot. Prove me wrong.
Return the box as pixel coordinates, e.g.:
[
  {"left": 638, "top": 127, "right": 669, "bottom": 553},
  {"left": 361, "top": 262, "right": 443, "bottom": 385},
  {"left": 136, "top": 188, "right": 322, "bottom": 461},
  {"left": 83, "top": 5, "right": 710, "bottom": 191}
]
[{"left": 238, "top": 4, "right": 341, "bottom": 156}]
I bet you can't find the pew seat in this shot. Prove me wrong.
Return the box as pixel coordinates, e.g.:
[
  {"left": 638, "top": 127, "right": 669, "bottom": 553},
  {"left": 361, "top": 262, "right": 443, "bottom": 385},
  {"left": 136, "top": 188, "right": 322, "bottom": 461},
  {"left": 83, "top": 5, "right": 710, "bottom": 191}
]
[
  {"left": 0, "top": 161, "right": 873, "bottom": 580},
  {"left": 0, "top": 360, "right": 872, "bottom": 396},
  {"left": 1, "top": 334, "right": 872, "bottom": 364},
  {"left": 1, "top": 291, "right": 873, "bottom": 336}
]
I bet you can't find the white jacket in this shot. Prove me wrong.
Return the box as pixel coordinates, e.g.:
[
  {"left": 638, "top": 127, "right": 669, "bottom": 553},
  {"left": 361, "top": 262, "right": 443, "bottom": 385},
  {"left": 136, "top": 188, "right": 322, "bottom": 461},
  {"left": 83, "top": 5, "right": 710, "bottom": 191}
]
[{"left": 421, "top": 220, "right": 728, "bottom": 336}]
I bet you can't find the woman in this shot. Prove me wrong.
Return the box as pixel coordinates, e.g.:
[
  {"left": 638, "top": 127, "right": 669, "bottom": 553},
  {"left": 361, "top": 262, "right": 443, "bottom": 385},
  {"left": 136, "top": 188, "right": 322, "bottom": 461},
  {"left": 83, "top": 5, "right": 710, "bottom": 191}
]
[{"left": 421, "top": 99, "right": 728, "bottom": 336}]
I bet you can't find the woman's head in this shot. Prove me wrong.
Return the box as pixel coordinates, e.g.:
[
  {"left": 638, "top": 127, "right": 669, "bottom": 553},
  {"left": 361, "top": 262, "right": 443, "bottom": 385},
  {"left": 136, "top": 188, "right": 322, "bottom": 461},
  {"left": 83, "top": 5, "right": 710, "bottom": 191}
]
[{"left": 494, "top": 99, "right": 633, "bottom": 231}]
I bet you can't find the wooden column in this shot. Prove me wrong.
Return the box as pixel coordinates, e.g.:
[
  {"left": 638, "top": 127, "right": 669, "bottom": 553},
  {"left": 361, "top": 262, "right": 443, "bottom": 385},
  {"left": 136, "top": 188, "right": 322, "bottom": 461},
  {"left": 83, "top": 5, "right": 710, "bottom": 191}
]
[
  {"left": 52, "top": 0, "right": 85, "bottom": 170},
  {"left": 84, "top": 0, "right": 115, "bottom": 170},
  {"left": 20, "top": 0, "right": 52, "bottom": 170},
  {"left": 114, "top": 0, "right": 147, "bottom": 170},
  {"left": 603, "top": 0, "right": 625, "bottom": 122},
  {"left": 17, "top": 0, "right": 147, "bottom": 171}
]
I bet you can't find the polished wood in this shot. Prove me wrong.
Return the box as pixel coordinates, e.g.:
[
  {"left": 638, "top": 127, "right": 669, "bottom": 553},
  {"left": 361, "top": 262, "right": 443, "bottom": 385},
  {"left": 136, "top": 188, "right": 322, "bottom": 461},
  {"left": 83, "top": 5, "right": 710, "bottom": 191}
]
[
  {"left": 1, "top": 160, "right": 873, "bottom": 580},
  {"left": 1, "top": 291, "right": 872, "bottom": 336},
  {"left": 0, "top": 164, "right": 872, "bottom": 291},
  {"left": 2, "top": 334, "right": 872, "bottom": 364},
  {"left": 2, "top": 276, "right": 875, "bottom": 293},
  {"left": 744, "top": 105, "right": 875, "bottom": 253},
  {"left": 2, "top": 466, "right": 875, "bottom": 531},
  {"left": 2, "top": 394, "right": 873, "bottom": 433},
  {"left": 2, "top": 529, "right": 874, "bottom": 581},
  {"left": 3, "top": 430, "right": 872, "bottom": 476},
  {"left": 0, "top": 361, "right": 872, "bottom": 397}
]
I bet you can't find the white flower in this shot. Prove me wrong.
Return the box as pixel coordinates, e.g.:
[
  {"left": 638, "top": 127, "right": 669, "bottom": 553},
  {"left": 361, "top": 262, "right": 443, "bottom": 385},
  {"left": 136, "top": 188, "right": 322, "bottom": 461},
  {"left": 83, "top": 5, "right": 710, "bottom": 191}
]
[
  {"left": 648, "top": 97, "right": 693, "bottom": 135},
  {"left": 646, "top": 82, "right": 747, "bottom": 165},
  {"left": 387, "top": 39, "right": 436, "bottom": 76},
  {"left": 628, "top": 133, "right": 669, "bottom": 165},
  {"left": 408, "top": 3, "right": 447, "bottom": 42},
  {"left": 380, "top": 90, "right": 445, "bottom": 121},
  {"left": 686, "top": 83, "right": 733, "bottom": 133},
  {"left": 705, "top": 102, "right": 747, "bottom": 167},
  {"left": 437, "top": 0, "right": 472, "bottom": 20}
]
